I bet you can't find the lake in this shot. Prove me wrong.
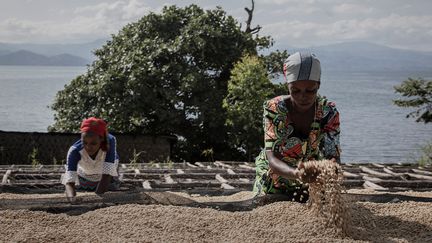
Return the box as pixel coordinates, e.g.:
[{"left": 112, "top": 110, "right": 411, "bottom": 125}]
[{"left": 0, "top": 65, "right": 431, "bottom": 163}]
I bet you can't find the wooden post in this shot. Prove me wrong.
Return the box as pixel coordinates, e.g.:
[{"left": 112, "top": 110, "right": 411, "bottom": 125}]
[
  {"left": 214, "top": 161, "right": 232, "bottom": 169},
  {"left": 360, "top": 166, "right": 393, "bottom": 178},
  {"left": 215, "top": 174, "right": 228, "bottom": 184},
  {"left": 412, "top": 168, "right": 432, "bottom": 176},
  {"left": 406, "top": 173, "right": 432, "bottom": 181},
  {"left": 186, "top": 162, "right": 197, "bottom": 168},
  {"left": 142, "top": 180, "right": 152, "bottom": 189},
  {"left": 239, "top": 164, "right": 255, "bottom": 170},
  {"left": 164, "top": 175, "right": 176, "bottom": 184},
  {"left": 221, "top": 183, "right": 235, "bottom": 190},
  {"left": 343, "top": 171, "right": 361, "bottom": 178},
  {"left": 195, "top": 162, "right": 205, "bottom": 168},
  {"left": 363, "top": 180, "right": 388, "bottom": 191},
  {"left": 1, "top": 169, "right": 11, "bottom": 185},
  {"left": 227, "top": 169, "right": 236, "bottom": 175},
  {"left": 134, "top": 169, "right": 140, "bottom": 178}
]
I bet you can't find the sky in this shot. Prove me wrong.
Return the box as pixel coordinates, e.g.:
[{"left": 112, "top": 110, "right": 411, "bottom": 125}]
[{"left": 1, "top": 0, "right": 432, "bottom": 52}]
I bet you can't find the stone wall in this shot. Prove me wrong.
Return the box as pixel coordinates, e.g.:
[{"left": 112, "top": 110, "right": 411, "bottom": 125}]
[{"left": 0, "top": 131, "right": 176, "bottom": 165}]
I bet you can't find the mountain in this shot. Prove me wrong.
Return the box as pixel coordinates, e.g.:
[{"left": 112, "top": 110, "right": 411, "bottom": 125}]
[
  {"left": 0, "top": 39, "right": 107, "bottom": 61},
  {"left": 274, "top": 41, "right": 432, "bottom": 72},
  {"left": 0, "top": 49, "right": 11, "bottom": 56},
  {"left": 48, "top": 54, "right": 90, "bottom": 66},
  {"left": 0, "top": 50, "right": 89, "bottom": 66},
  {"left": 1, "top": 40, "right": 431, "bottom": 70}
]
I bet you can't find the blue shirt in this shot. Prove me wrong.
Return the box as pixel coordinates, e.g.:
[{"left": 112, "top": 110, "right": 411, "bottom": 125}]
[{"left": 62, "top": 134, "right": 119, "bottom": 184}]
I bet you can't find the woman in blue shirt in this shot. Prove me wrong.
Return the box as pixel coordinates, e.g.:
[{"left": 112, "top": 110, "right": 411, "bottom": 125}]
[{"left": 62, "top": 117, "right": 120, "bottom": 202}]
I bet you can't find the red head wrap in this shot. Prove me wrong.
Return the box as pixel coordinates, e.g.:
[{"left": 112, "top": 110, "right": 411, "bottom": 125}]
[{"left": 80, "top": 117, "right": 109, "bottom": 151}]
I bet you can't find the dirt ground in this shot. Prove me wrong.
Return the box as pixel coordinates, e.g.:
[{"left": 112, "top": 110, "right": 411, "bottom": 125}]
[{"left": 1, "top": 190, "right": 432, "bottom": 243}]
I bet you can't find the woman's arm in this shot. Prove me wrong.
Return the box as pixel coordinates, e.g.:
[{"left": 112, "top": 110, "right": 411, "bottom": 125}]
[
  {"left": 65, "top": 182, "right": 77, "bottom": 203},
  {"left": 63, "top": 146, "right": 80, "bottom": 202},
  {"left": 267, "top": 152, "right": 321, "bottom": 183},
  {"left": 97, "top": 135, "right": 119, "bottom": 194},
  {"left": 266, "top": 151, "right": 301, "bottom": 180},
  {"left": 95, "top": 174, "right": 112, "bottom": 194}
]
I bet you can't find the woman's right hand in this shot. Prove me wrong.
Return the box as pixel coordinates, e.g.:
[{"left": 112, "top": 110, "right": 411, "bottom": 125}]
[
  {"left": 65, "top": 183, "right": 77, "bottom": 204},
  {"left": 297, "top": 162, "right": 319, "bottom": 183},
  {"left": 294, "top": 167, "right": 304, "bottom": 181}
]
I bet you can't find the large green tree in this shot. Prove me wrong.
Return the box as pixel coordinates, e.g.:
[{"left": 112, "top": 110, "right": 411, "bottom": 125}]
[
  {"left": 394, "top": 78, "right": 432, "bottom": 123},
  {"left": 50, "top": 4, "right": 284, "bottom": 161},
  {"left": 223, "top": 55, "right": 287, "bottom": 161},
  {"left": 394, "top": 78, "right": 432, "bottom": 165}
]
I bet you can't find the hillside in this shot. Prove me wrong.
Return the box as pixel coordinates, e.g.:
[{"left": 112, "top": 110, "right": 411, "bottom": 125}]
[
  {"left": 0, "top": 50, "right": 89, "bottom": 66},
  {"left": 276, "top": 41, "right": 432, "bottom": 71},
  {"left": 1, "top": 40, "right": 432, "bottom": 70}
]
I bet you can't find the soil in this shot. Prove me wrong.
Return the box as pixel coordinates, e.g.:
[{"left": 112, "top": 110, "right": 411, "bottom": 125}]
[{"left": 1, "top": 190, "right": 432, "bottom": 242}]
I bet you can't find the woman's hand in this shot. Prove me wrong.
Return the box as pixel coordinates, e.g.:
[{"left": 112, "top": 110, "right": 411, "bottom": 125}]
[
  {"left": 293, "top": 165, "right": 303, "bottom": 180},
  {"left": 65, "top": 183, "right": 77, "bottom": 204},
  {"left": 95, "top": 174, "right": 112, "bottom": 195},
  {"left": 297, "top": 162, "right": 319, "bottom": 183}
]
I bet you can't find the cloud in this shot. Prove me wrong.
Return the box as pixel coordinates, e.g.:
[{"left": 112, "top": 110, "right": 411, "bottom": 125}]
[
  {"left": 332, "top": 3, "right": 373, "bottom": 14},
  {"left": 74, "top": 0, "right": 151, "bottom": 21},
  {"left": 0, "top": 0, "right": 431, "bottom": 51},
  {"left": 262, "top": 14, "right": 432, "bottom": 50},
  {"left": 69, "top": 0, "right": 152, "bottom": 35},
  {"left": 1, "top": 18, "right": 35, "bottom": 34},
  {"left": 0, "top": 18, "right": 40, "bottom": 42},
  {"left": 0, "top": 0, "right": 153, "bottom": 43},
  {"left": 271, "top": 6, "right": 321, "bottom": 15},
  {"left": 259, "top": 0, "right": 321, "bottom": 12},
  {"left": 260, "top": 0, "right": 318, "bottom": 5}
]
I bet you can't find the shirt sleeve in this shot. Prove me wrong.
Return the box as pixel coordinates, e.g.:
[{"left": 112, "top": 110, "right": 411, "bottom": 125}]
[
  {"left": 102, "top": 135, "right": 119, "bottom": 176},
  {"left": 322, "top": 102, "right": 341, "bottom": 162},
  {"left": 263, "top": 97, "right": 289, "bottom": 152},
  {"left": 62, "top": 146, "right": 81, "bottom": 185}
]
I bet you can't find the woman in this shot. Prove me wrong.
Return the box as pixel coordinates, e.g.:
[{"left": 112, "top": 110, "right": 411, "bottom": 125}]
[
  {"left": 62, "top": 117, "right": 120, "bottom": 202},
  {"left": 253, "top": 52, "right": 341, "bottom": 202}
]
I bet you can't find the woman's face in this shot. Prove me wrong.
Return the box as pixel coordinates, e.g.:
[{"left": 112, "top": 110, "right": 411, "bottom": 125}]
[
  {"left": 288, "top": 80, "right": 320, "bottom": 113},
  {"left": 82, "top": 133, "right": 102, "bottom": 156}
]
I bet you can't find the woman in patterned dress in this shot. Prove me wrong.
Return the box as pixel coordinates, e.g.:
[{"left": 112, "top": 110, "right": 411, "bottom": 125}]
[
  {"left": 253, "top": 52, "right": 341, "bottom": 202},
  {"left": 62, "top": 117, "right": 120, "bottom": 203}
]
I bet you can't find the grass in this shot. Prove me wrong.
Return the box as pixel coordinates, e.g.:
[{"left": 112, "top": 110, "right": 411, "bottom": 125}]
[
  {"left": 201, "top": 148, "right": 214, "bottom": 162},
  {"left": 29, "top": 147, "right": 41, "bottom": 169},
  {"left": 418, "top": 142, "right": 432, "bottom": 166},
  {"left": 129, "top": 149, "right": 145, "bottom": 169},
  {"left": 52, "top": 157, "right": 65, "bottom": 166}
]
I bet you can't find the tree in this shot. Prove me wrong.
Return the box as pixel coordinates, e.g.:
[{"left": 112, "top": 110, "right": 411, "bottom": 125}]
[
  {"left": 50, "top": 4, "right": 282, "bottom": 162},
  {"left": 223, "top": 55, "right": 287, "bottom": 161},
  {"left": 394, "top": 78, "right": 432, "bottom": 123},
  {"left": 394, "top": 78, "right": 432, "bottom": 165},
  {"left": 244, "top": 0, "right": 261, "bottom": 34}
]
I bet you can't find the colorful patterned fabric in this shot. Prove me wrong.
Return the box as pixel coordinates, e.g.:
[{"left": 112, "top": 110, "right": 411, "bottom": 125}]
[
  {"left": 254, "top": 95, "right": 341, "bottom": 195},
  {"left": 78, "top": 176, "right": 99, "bottom": 191},
  {"left": 77, "top": 176, "right": 121, "bottom": 191}
]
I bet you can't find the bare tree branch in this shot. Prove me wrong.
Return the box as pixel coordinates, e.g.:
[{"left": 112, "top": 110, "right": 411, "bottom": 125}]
[{"left": 245, "top": 0, "right": 261, "bottom": 34}]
